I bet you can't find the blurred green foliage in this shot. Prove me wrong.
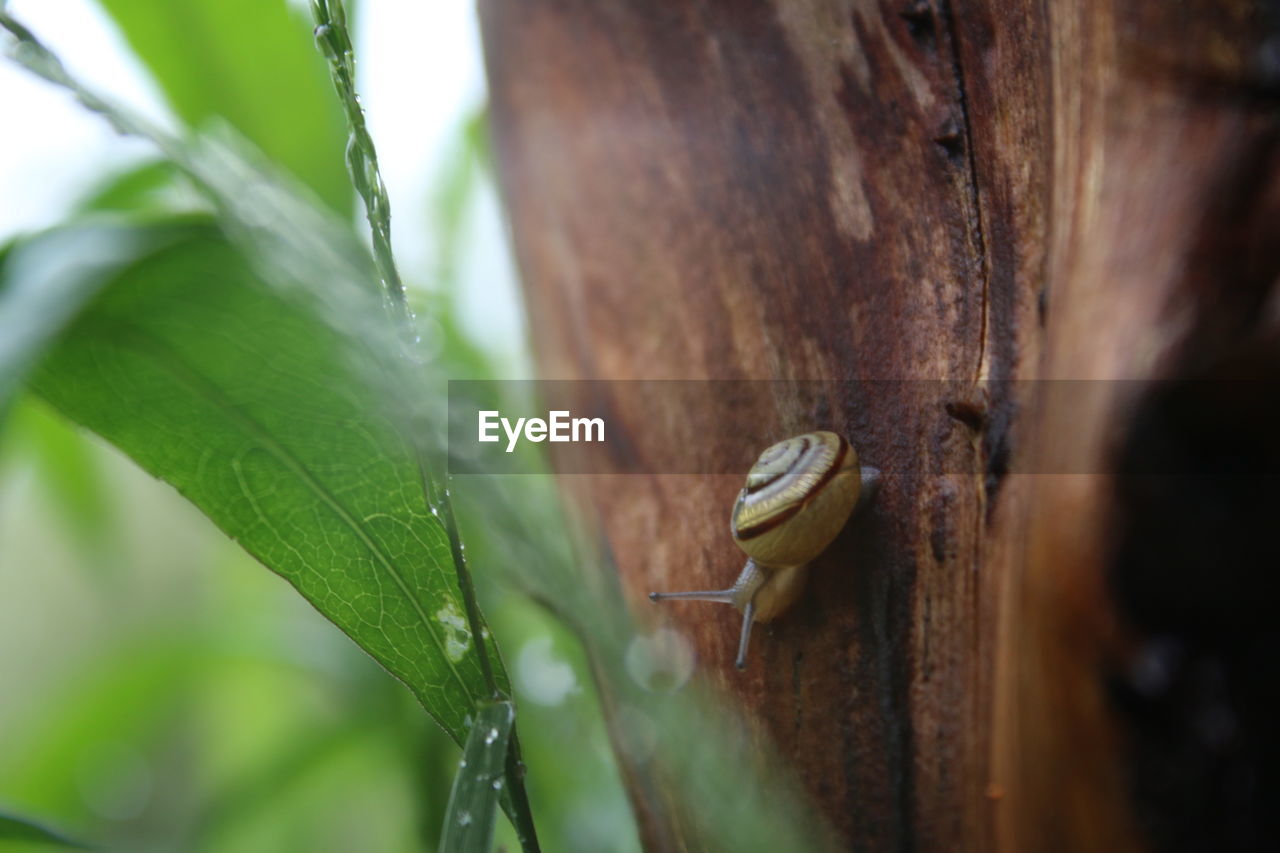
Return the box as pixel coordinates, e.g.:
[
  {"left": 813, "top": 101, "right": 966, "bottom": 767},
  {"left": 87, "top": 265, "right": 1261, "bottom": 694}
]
[
  {"left": 95, "top": 0, "right": 350, "bottom": 212},
  {"left": 0, "top": 811, "right": 90, "bottom": 848}
]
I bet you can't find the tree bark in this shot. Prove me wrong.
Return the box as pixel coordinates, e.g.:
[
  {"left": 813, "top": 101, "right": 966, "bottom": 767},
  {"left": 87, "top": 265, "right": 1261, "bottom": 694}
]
[{"left": 479, "top": 1, "right": 1280, "bottom": 850}]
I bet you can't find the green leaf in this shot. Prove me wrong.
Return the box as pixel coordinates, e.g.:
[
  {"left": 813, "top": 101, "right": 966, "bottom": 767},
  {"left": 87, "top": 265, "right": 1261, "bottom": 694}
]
[
  {"left": 0, "top": 224, "right": 179, "bottom": 412},
  {"left": 439, "top": 701, "right": 515, "bottom": 853},
  {"left": 93, "top": 0, "right": 349, "bottom": 212},
  {"left": 20, "top": 221, "right": 506, "bottom": 744},
  {"left": 0, "top": 811, "right": 91, "bottom": 848}
]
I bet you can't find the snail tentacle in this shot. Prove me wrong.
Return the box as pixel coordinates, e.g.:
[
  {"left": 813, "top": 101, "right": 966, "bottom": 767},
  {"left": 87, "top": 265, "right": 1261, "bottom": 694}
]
[
  {"left": 648, "top": 589, "right": 736, "bottom": 605},
  {"left": 648, "top": 558, "right": 765, "bottom": 610},
  {"left": 734, "top": 599, "right": 757, "bottom": 670}
]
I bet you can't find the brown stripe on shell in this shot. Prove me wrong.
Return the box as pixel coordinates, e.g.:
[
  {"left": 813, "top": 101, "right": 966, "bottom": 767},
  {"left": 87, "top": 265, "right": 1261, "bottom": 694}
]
[{"left": 734, "top": 434, "right": 849, "bottom": 540}]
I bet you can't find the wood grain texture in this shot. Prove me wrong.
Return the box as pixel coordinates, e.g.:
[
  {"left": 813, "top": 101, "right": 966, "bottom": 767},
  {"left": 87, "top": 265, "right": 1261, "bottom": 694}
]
[{"left": 479, "top": 0, "right": 1279, "bottom": 849}]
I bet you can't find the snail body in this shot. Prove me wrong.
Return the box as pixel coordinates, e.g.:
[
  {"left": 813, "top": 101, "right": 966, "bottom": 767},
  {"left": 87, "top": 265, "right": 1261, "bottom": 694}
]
[{"left": 650, "top": 431, "right": 878, "bottom": 669}]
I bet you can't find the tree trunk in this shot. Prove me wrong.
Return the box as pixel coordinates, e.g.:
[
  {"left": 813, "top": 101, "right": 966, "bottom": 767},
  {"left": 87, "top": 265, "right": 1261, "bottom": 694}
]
[{"left": 479, "top": 1, "right": 1280, "bottom": 850}]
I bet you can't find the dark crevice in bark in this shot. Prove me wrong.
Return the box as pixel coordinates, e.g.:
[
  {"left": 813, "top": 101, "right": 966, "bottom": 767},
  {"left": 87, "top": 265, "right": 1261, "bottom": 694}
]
[
  {"left": 935, "top": 0, "right": 991, "bottom": 389},
  {"left": 935, "top": 0, "right": 1015, "bottom": 519},
  {"left": 900, "top": 0, "right": 938, "bottom": 49}
]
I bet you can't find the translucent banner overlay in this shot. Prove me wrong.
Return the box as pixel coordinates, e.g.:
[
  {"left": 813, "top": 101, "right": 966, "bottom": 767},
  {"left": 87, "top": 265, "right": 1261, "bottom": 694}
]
[{"left": 446, "top": 379, "right": 1280, "bottom": 476}]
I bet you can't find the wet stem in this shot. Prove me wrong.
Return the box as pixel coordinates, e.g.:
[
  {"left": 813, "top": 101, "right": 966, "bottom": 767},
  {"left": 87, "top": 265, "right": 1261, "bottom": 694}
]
[
  {"left": 309, "top": 0, "right": 404, "bottom": 309},
  {"left": 308, "top": 2, "right": 542, "bottom": 851}
]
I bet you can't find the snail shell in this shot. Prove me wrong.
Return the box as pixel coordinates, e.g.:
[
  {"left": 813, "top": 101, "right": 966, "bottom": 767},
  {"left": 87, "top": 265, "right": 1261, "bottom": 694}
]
[
  {"left": 649, "top": 431, "right": 877, "bottom": 669},
  {"left": 733, "top": 431, "right": 862, "bottom": 570}
]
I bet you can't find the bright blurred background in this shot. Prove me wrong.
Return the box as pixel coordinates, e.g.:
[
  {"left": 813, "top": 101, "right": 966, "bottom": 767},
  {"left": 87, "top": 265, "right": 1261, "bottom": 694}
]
[{"left": 0, "top": 1, "right": 638, "bottom": 850}]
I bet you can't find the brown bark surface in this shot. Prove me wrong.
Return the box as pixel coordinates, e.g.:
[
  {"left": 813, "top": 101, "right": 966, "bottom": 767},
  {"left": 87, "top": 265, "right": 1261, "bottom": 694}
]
[{"left": 480, "top": 1, "right": 1280, "bottom": 850}]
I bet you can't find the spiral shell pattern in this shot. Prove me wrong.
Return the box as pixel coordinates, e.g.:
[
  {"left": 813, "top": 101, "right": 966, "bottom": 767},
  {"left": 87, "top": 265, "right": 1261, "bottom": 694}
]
[{"left": 730, "top": 431, "right": 861, "bottom": 567}]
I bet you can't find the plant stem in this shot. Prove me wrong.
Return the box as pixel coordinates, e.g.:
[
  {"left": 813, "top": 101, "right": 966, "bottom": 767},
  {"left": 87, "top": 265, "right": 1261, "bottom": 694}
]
[
  {"left": 306, "top": 4, "right": 541, "bottom": 851},
  {"left": 435, "top": 480, "right": 500, "bottom": 697},
  {"left": 306, "top": 0, "right": 504, "bottom": 703},
  {"left": 309, "top": 0, "right": 405, "bottom": 310},
  {"left": 306, "top": 0, "right": 502, "bottom": 696},
  {"left": 504, "top": 732, "right": 542, "bottom": 853}
]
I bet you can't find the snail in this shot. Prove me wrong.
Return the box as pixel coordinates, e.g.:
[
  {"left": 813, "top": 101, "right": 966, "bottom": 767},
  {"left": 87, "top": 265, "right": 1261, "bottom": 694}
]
[{"left": 649, "top": 431, "right": 879, "bottom": 670}]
